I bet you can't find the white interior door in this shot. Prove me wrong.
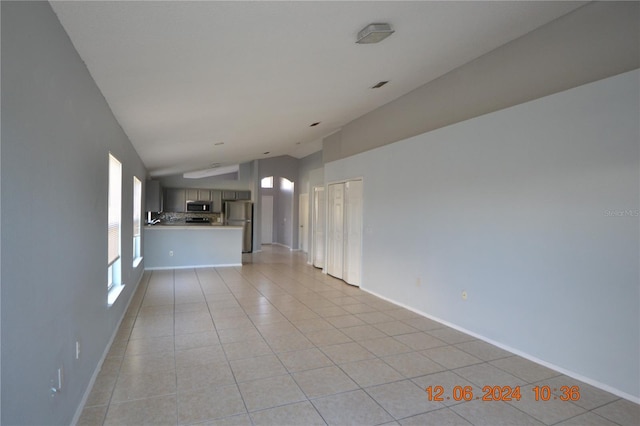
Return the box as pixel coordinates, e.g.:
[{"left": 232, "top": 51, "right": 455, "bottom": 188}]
[
  {"left": 327, "top": 183, "right": 344, "bottom": 279},
  {"left": 313, "top": 186, "right": 325, "bottom": 268},
  {"left": 261, "top": 195, "right": 273, "bottom": 244},
  {"left": 299, "top": 193, "right": 309, "bottom": 254},
  {"left": 343, "top": 179, "right": 363, "bottom": 287}
]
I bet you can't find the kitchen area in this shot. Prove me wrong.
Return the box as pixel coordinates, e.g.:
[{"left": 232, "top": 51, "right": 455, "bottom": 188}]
[{"left": 143, "top": 181, "right": 253, "bottom": 269}]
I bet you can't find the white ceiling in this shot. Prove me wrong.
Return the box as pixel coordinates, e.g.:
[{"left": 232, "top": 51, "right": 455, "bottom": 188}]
[{"left": 50, "top": 1, "right": 585, "bottom": 177}]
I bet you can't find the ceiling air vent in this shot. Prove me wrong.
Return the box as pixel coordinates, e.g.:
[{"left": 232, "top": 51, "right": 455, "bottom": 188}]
[{"left": 356, "top": 23, "right": 395, "bottom": 44}]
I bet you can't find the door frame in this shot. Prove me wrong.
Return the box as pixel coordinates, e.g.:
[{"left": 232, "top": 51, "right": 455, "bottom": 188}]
[
  {"left": 343, "top": 179, "right": 363, "bottom": 287},
  {"left": 326, "top": 182, "right": 344, "bottom": 279},
  {"left": 311, "top": 185, "right": 326, "bottom": 269},
  {"left": 325, "top": 177, "right": 364, "bottom": 286},
  {"left": 298, "top": 193, "right": 309, "bottom": 255}
]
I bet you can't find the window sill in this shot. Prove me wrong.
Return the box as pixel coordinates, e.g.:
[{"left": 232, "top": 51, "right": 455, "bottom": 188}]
[
  {"left": 133, "top": 256, "right": 143, "bottom": 269},
  {"left": 107, "top": 283, "right": 125, "bottom": 307}
]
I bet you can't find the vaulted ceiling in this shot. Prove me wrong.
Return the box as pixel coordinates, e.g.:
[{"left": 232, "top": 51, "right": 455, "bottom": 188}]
[{"left": 50, "top": 1, "right": 585, "bottom": 177}]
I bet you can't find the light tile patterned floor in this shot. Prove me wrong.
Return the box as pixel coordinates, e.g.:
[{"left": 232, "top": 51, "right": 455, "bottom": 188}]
[{"left": 79, "top": 246, "right": 639, "bottom": 425}]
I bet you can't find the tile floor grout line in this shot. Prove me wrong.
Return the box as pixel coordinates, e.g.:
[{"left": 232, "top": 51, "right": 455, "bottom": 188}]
[
  {"left": 172, "top": 268, "right": 179, "bottom": 426},
  {"left": 79, "top": 247, "right": 639, "bottom": 426},
  {"left": 231, "top": 260, "right": 387, "bottom": 425},
  {"left": 209, "top": 265, "right": 259, "bottom": 423},
  {"left": 99, "top": 270, "right": 154, "bottom": 425},
  {"left": 224, "top": 264, "right": 334, "bottom": 425}
]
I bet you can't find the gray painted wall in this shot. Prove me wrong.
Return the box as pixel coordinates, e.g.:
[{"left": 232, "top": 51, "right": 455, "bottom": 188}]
[
  {"left": 1, "top": 2, "right": 147, "bottom": 424},
  {"left": 324, "top": 1, "right": 639, "bottom": 163},
  {"left": 325, "top": 70, "right": 640, "bottom": 399},
  {"left": 298, "top": 151, "right": 323, "bottom": 196}
]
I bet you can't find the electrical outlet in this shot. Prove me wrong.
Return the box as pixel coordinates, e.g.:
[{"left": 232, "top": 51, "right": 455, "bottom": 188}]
[
  {"left": 462, "top": 291, "right": 468, "bottom": 300},
  {"left": 169, "top": 250, "right": 174, "bottom": 256}
]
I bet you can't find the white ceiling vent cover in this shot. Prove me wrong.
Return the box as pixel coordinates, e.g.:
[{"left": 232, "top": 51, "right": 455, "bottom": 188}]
[{"left": 356, "top": 23, "right": 395, "bottom": 44}]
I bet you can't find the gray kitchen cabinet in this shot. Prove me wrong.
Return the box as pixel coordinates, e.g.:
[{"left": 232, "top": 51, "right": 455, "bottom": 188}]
[
  {"left": 164, "top": 188, "right": 186, "bottom": 212},
  {"left": 145, "top": 180, "right": 163, "bottom": 212},
  {"left": 236, "top": 191, "right": 251, "bottom": 200},
  {"left": 211, "top": 190, "right": 222, "bottom": 212},
  {"left": 222, "top": 190, "right": 237, "bottom": 200},
  {"left": 167, "top": 188, "right": 244, "bottom": 211},
  {"left": 198, "top": 189, "right": 212, "bottom": 201},
  {"left": 186, "top": 189, "right": 212, "bottom": 201},
  {"left": 185, "top": 189, "right": 199, "bottom": 201},
  {"left": 222, "top": 190, "right": 251, "bottom": 201}
]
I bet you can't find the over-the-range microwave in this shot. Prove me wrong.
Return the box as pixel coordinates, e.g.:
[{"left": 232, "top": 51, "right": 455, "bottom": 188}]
[{"left": 186, "top": 201, "right": 212, "bottom": 212}]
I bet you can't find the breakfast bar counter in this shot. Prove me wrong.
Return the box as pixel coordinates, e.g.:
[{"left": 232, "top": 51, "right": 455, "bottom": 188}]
[{"left": 144, "top": 225, "right": 243, "bottom": 269}]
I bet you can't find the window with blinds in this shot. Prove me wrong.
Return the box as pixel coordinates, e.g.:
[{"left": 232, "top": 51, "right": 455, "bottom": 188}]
[
  {"left": 108, "top": 154, "right": 122, "bottom": 289},
  {"left": 133, "top": 176, "right": 142, "bottom": 264}
]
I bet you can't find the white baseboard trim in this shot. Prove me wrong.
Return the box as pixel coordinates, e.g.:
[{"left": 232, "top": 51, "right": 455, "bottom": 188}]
[
  {"left": 360, "top": 286, "right": 640, "bottom": 405},
  {"left": 71, "top": 271, "right": 147, "bottom": 425},
  {"left": 145, "top": 263, "right": 242, "bottom": 270},
  {"left": 271, "top": 242, "right": 294, "bottom": 251}
]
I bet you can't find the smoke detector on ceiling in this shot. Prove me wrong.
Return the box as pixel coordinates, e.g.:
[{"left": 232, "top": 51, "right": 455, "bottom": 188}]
[{"left": 356, "top": 23, "right": 395, "bottom": 44}]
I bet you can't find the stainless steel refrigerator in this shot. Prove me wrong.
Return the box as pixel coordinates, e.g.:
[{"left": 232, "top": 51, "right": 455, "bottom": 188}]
[{"left": 224, "top": 201, "right": 253, "bottom": 253}]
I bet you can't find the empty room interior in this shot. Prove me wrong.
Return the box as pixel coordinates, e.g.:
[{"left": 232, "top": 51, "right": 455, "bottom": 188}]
[{"left": 1, "top": 1, "right": 639, "bottom": 425}]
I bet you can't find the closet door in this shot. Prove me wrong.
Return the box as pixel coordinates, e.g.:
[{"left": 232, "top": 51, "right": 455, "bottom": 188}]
[
  {"left": 327, "top": 183, "right": 344, "bottom": 279},
  {"left": 344, "top": 179, "right": 363, "bottom": 287},
  {"left": 313, "top": 186, "right": 325, "bottom": 269}
]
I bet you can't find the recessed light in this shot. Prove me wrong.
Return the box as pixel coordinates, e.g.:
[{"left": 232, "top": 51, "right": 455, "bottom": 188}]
[
  {"left": 372, "top": 81, "right": 389, "bottom": 89},
  {"left": 310, "top": 122, "right": 321, "bottom": 127}
]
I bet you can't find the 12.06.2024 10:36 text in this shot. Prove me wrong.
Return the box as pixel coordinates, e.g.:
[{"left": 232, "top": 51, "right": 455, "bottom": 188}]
[{"left": 425, "top": 385, "right": 580, "bottom": 402}]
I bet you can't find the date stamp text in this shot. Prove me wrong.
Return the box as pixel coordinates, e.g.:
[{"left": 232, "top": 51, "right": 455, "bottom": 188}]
[{"left": 425, "top": 385, "right": 581, "bottom": 402}]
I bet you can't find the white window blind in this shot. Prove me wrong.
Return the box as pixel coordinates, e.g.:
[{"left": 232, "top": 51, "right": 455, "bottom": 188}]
[
  {"left": 108, "top": 154, "right": 122, "bottom": 266},
  {"left": 133, "top": 176, "right": 142, "bottom": 238}
]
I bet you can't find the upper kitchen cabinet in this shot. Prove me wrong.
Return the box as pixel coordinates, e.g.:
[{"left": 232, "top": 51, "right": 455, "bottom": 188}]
[
  {"left": 211, "top": 190, "right": 222, "bottom": 213},
  {"left": 185, "top": 189, "right": 213, "bottom": 201},
  {"left": 222, "top": 190, "right": 236, "bottom": 200},
  {"left": 164, "top": 187, "right": 247, "bottom": 211},
  {"left": 145, "top": 180, "right": 163, "bottom": 212},
  {"left": 222, "top": 190, "right": 251, "bottom": 201},
  {"left": 164, "top": 188, "right": 186, "bottom": 212},
  {"left": 198, "top": 189, "right": 213, "bottom": 201},
  {"left": 186, "top": 189, "right": 199, "bottom": 201},
  {"left": 237, "top": 191, "right": 251, "bottom": 200}
]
